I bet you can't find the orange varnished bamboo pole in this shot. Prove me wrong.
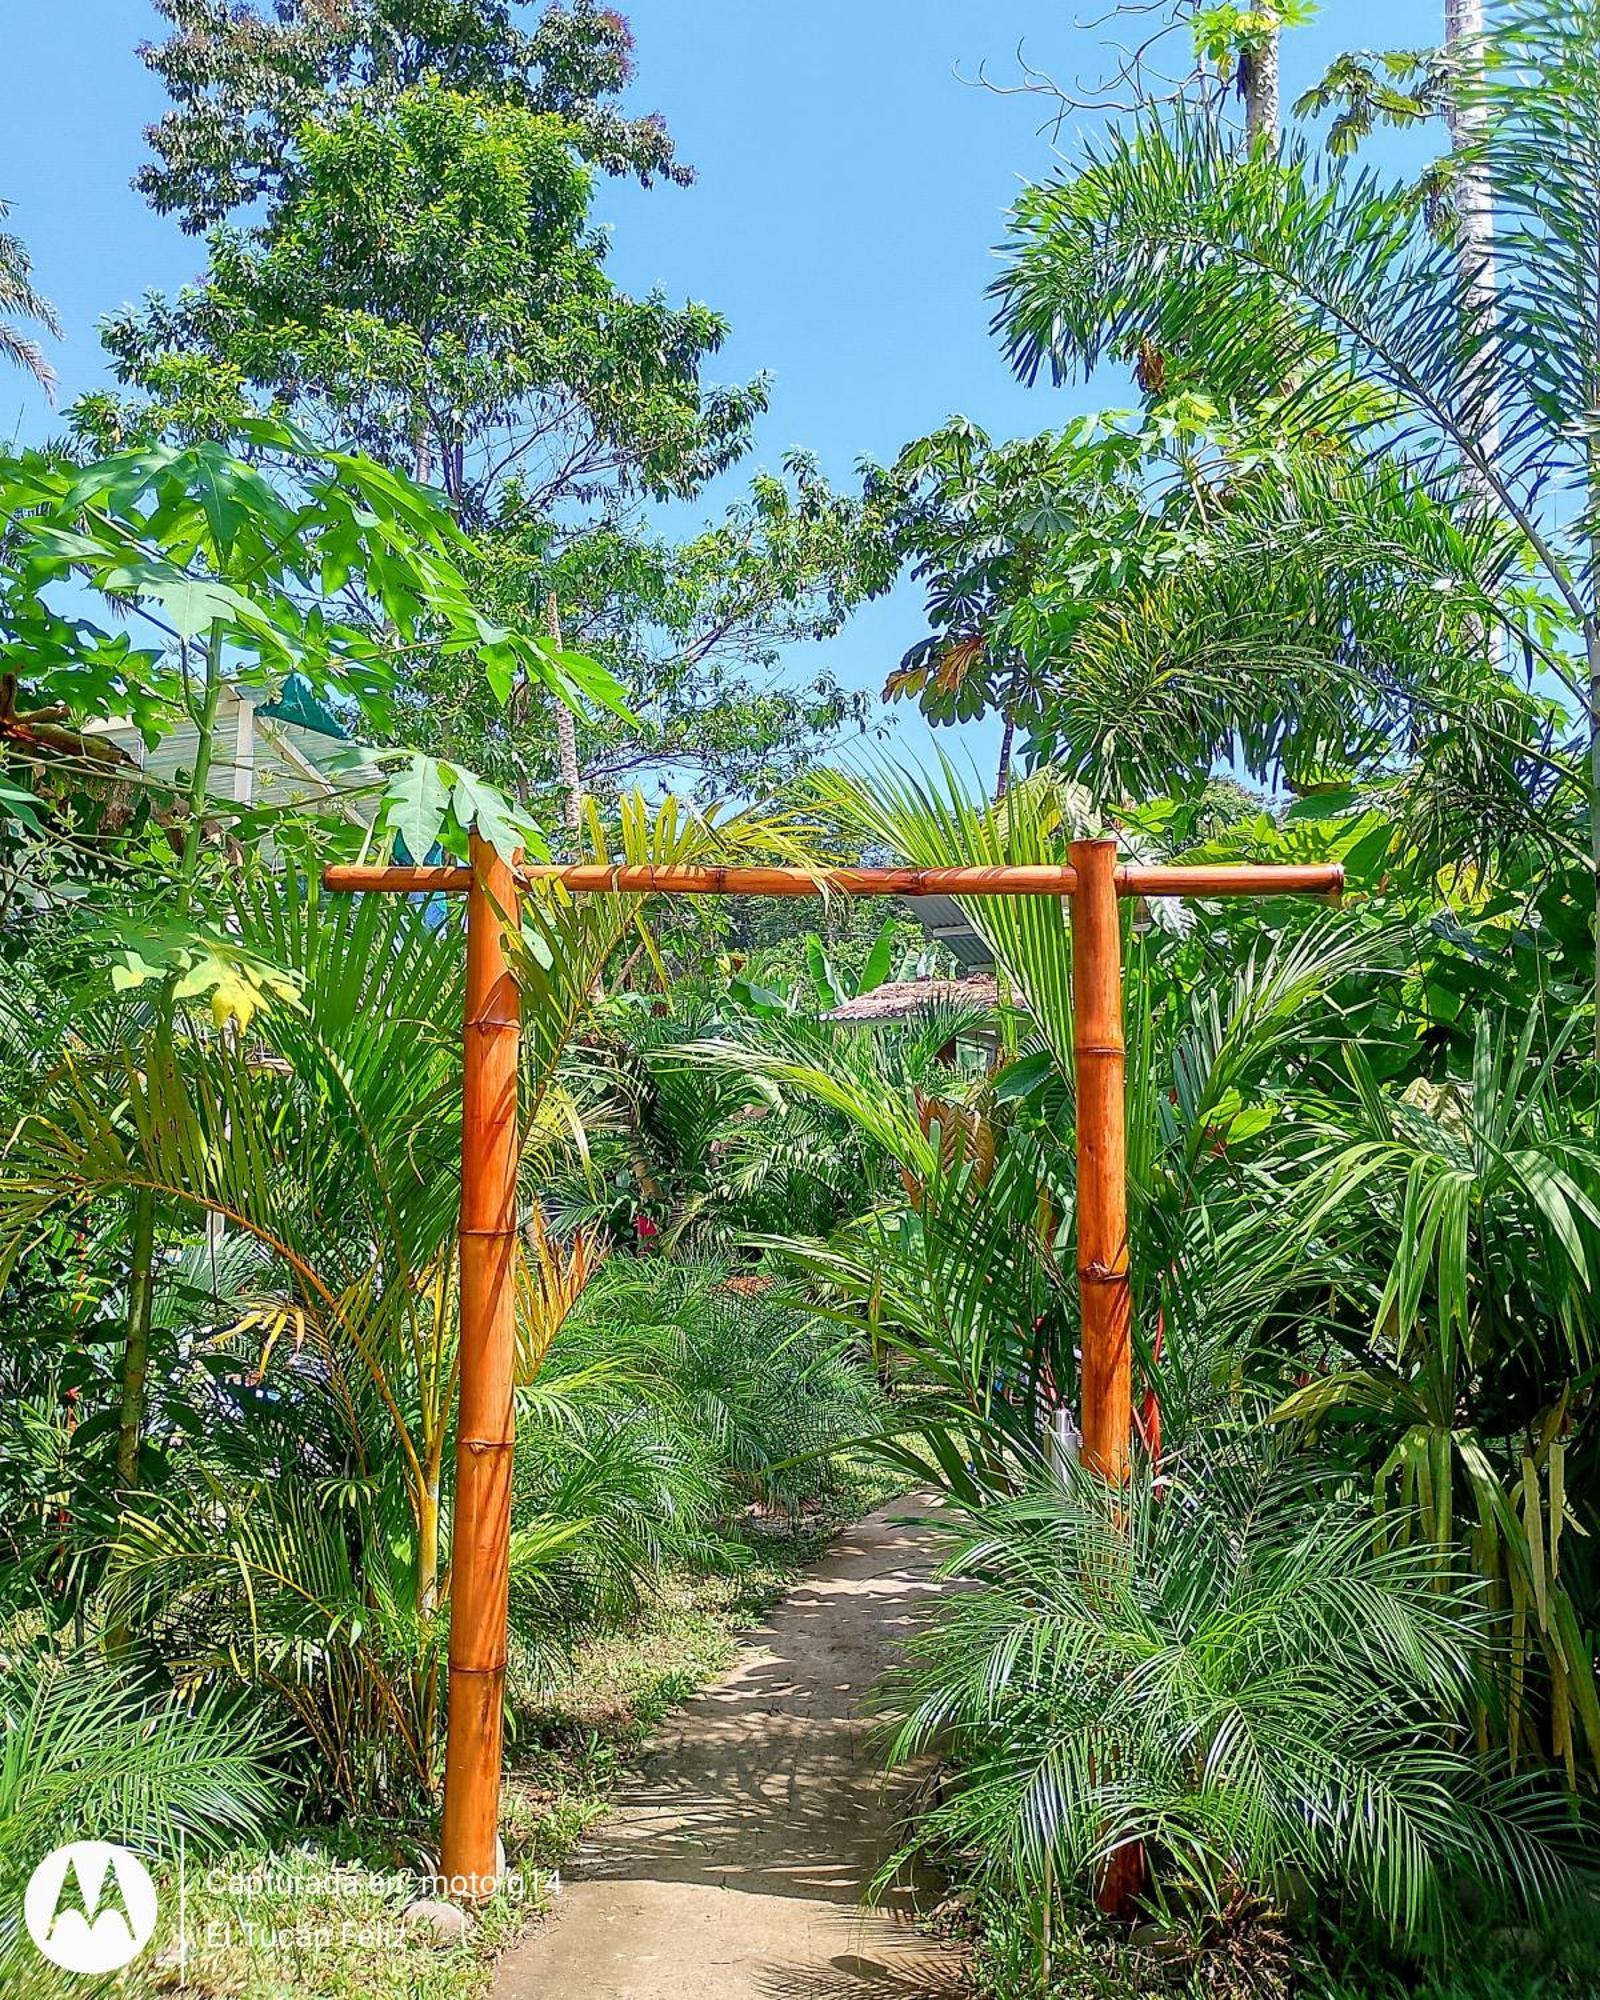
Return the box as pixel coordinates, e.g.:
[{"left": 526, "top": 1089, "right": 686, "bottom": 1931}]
[
  {"left": 1069, "top": 837, "right": 1132, "bottom": 1484},
  {"left": 439, "top": 834, "right": 520, "bottom": 1901},
  {"left": 1070, "top": 835, "right": 1146, "bottom": 1917},
  {"left": 1116, "top": 862, "right": 1342, "bottom": 899},
  {"left": 321, "top": 859, "right": 1342, "bottom": 901}
]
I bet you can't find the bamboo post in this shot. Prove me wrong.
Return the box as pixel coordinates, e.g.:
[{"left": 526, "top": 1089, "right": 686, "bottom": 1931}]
[
  {"left": 439, "top": 834, "right": 521, "bottom": 1901},
  {"left": 1069, "top": 836, "right": 1132, "bottom": 1482},
  {"left": 1070, "top": 838, "right": 1147, "bottom": 1915}
]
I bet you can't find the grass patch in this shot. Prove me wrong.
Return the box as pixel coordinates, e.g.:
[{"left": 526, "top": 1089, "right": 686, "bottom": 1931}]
[{"left": 144, "top": 1834, "right": 535, "bottom": 2000}]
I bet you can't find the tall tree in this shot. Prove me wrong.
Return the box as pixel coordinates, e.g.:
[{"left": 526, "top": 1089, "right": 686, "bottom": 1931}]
[
  {"left": 98, "top": 5, "right": 885, "bottom": 814},
  {"left": 1443, "top": 0, "right": 1499, "bottom": 472},
  {"left": 403, "top": 458, "right": 896, "bottom": 808},
  {"left": 1240, "top": 5, "right": 1282, "bottom": 142},
  {"left": 997, "top": 0, "right": 1600, "bottom": 1026},
  {"left": 547, "top": 589, "right": 584, "bottom": 828},
  {"left": 88, "top": 80, "right": 754, "bottom": 521}
]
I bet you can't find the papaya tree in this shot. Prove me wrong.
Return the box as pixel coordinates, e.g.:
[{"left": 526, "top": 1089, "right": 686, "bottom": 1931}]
[{"left": 0, "top": 421, "right": 623, "bottom": 1523}]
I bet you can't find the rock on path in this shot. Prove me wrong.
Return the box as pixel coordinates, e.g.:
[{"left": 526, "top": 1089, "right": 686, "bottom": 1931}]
[{"left": 493, "top": 1501, "right": 962, "bottom": 2000}]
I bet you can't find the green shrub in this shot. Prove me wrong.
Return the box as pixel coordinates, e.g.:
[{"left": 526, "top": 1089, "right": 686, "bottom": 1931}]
[
  {"left": 881, "top": 1456, "right": 1584, "bottom": 1954},
  {"left": 529, "top": 1258, "right": 887, "bottom": 1524}
]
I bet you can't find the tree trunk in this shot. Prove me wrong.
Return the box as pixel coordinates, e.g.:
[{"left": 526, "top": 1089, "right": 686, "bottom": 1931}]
[
  {"left": 1244, "top": 25, "right": 1280, "bottom": 146},
  {"left": 1444, "top": 0, "right": 1500, "bottom": 473},
  {"left": 107, "top": 1174, "right": 158, "bottom": 1655},
  {"left": 994, "top": 707, "right": 1016, "bottom": 802},
  {"left": 114, "top": 626, "right": 225, "bottom": 1524},
  {"left": 419, "top": 1463, "right": 441, "bottom": 1617},
  {"left": 548, "top": 591, "right": 584, "bottom": 834},
  {"left": 115, "top": 1185, "right": 157, "bottom": 1491}
]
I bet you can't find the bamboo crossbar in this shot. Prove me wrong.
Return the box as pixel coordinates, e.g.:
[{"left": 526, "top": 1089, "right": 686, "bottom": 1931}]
[{"left": 322, "top": 859, "right": 1344, "bottom": 900}]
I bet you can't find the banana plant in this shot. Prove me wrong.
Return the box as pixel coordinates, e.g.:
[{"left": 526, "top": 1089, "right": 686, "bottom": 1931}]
[{"left": 801, "top": 915, "right": 917, "bottom": 1011}]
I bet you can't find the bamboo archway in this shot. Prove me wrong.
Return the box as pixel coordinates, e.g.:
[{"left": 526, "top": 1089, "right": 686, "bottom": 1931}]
[{"left": 323, "top": 838, "right": 1343, "bottom": 1901}]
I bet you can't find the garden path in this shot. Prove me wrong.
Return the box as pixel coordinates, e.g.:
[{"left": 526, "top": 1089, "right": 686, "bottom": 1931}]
[{"left": 493, "top": 1499, "right": 962, "bottom": 2000}]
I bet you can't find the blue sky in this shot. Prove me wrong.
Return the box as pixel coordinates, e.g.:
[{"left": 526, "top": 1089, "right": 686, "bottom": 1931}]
[{"left": 2, "top": 1, "right": 1435, "bottom": 780}]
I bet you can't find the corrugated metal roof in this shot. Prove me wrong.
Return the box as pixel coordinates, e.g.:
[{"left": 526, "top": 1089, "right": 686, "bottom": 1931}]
[
  {"left": 87, "top": 687, "right": 374, "bottom": 825},
  {"left": 258, "top": 672, "right": 348, "bottom": 740},
  {"left": 899, "top": 893, "right": 994, "bottom": 969}
]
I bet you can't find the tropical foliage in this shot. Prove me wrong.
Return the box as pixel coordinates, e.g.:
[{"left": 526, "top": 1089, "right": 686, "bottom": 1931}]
[
  {"left": 0, "top": 1653, "right": 278, "bottom": 1989},
  {"left": 0, "top": 201, "right": 59, "bottom": 395}
]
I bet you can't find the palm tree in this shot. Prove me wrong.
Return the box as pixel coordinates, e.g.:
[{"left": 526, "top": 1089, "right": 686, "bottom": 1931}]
[
  {"left": 0, "top": 792, "right": 821, "bottom": 1803},
  {"left": 994, "top": 0, "right": 1600, "bottom": 1027},
  {"left": 881, "top": 1460, "right": 1578, "bottom": 1954},
  {"left": 735, "top": 763, "right": 1372, "bottom": 1493},
  {"left": 0, "top": 1651, "right": 277, "bottom": 1987},
  {"left": 1443, "top": 0, "right": 1499, "bottom": 470},
  {"left": 0, "top": 203, "right": 60, "bottom": 396}
]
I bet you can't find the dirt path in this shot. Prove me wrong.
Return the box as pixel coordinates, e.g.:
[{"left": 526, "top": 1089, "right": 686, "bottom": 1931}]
[{"left": 493, "top": 1500, "right": 962, "bottom": 2000}]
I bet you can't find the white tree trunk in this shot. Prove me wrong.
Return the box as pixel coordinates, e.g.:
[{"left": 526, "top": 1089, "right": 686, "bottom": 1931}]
[{"left": 1444, "top": 0, "right": 1500, "bottom": 471}]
